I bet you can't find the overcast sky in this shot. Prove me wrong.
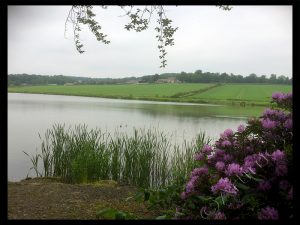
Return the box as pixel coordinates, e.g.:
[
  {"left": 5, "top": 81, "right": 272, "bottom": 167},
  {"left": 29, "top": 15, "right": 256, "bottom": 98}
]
[{"left": 8, "top": 5, "right": 292, "bottom": 78}]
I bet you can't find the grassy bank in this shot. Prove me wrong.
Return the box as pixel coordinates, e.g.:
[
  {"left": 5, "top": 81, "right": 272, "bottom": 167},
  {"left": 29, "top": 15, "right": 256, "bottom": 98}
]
[
  {"left": 186, "top": 83, "right": 292, "bottom": 103},
  {"left": 8, "top": 83, "right": 292, "bottom": 106},
  {"left": 25, "top": 124, "right": 210, "bottom": 189}
]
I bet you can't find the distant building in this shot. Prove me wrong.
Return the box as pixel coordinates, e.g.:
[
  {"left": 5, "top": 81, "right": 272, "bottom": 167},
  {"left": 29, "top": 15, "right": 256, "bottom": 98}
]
[
  {"left": 155, "top": 77, "right": 180, "bottom": 84},
  {"left": 64, "top": 83, "right": 75, "bottom": 86},
  {"left": 48, "top": 84, "right": 57, "bottom": 86},
  {"left": 125, "top": 80, "right": 139, "bottom": 84}
]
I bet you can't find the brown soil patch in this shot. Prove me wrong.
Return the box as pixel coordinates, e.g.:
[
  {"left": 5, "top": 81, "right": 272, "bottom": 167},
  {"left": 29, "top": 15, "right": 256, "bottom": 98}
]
[{"left": 8, "top": 177, "right": 159, "bottom": 220}]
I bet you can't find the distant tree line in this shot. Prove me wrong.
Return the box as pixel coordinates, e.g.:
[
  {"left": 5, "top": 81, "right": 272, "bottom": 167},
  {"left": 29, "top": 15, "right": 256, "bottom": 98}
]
[
  {"left": 8, "top": 70, "right": 292, "bottom": 86},
  {"left": 7, "top": 74, "right": 140, "bottom": 86},
  {"left": 175, "top": 70, "right": 292, "bottom": 84}
]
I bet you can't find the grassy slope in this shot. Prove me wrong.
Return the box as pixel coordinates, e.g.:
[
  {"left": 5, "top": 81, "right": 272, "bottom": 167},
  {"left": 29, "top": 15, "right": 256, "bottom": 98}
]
[
  {"left": 186, "top": 84, "right": 292, "bottom": 103},
  {"left": 8, "top": 83, "right": 292, "bottom": 105}
]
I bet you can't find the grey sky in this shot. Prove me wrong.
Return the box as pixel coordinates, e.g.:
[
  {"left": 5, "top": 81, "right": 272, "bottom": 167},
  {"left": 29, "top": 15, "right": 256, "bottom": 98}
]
[{"left": 8, "top": 5, "right": 292, "bottom": 78}]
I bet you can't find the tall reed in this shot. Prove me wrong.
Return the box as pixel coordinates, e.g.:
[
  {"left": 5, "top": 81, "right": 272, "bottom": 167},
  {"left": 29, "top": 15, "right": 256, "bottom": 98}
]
[{"left": 24, "top": 124, "right": 211, "bottom": 189}]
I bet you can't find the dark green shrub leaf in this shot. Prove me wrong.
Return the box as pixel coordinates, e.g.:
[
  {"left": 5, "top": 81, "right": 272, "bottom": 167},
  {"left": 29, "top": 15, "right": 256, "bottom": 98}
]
[
  {"left": 96, "top": 208, "right": 118, "bottom": 219},
  {"left": 115, "top": 211, "right": 126, "bottom": 220}
]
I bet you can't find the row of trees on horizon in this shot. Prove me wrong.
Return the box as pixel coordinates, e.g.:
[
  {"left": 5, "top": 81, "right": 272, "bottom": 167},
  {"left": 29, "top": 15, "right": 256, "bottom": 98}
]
[{"left": 8, "top": 70, "right": 292, "bottom": 86}]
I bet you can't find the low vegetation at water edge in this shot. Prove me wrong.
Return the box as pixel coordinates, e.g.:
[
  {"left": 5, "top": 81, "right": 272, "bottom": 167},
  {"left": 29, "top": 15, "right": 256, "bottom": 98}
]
[{"left": 24, "top": 125, "right": 211, "bottom": 189}]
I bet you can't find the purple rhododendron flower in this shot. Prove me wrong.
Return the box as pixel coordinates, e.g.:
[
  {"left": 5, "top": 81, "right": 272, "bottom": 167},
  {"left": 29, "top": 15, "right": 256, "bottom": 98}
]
[
  {"left": 214, "top": 212, "right": 226, "bottom": 220},
  {"left": 272, "top": 92, "right": 293, "bottom": 107},
  {"left": 243, "top": 154, "right": 259, "bottom": 168},
  {"left": 220, "top": 128, "right": 233, "bottom": 139},
  {"left": 284, "top": 118, "right": 292, "bottom": 130},
  {"left": 190, "top": 167, "right": 208, "bottom": 178},
  {"left": 258, "top": 206, "right": 279, "bottom": 220},
  {"left": 202, "top": 144, "right": 213, "bottom": 154},
  {"left": 258, "top": 180, "right": 271, "bottom": 191},
  {"left": 180, "top": 191, "right": 187, "bottom": 200},
  {"left": 224, "top": 128, "right": 233, "bottom": 136},
  {"left": 242, "top": 154, "right": 261, "bottom": 174},
  {"left": 215, "top": 161, "right": 225, "bottom": 171},
  {"left": 215, "top": 149, "right": 225, "bottom": 157},
  {"left": 211, "top": 177, "right": 238, "bottom": 195},
  {"left": 207, "top": 151, "right": 216, "bottom": 161},
  {"left": 254, "top": 152, "right": 271, "bottom": 168},
  {"left": 194, "top": 152, "right": 204, "bottom": 161},
  {"left": 272, "top": 92, "right": 281, "bottom": 99},
  {"left": 186, "top": 175, "right": 199, "bottom": 193},
  {"left": 275, "top": 163, "right": 288, "bottom": 176},
  {"left": 185, "top": 182, "right": 194, "bottom": 193},
  {"left": 271, "top": 150, "right": 285, "bottom": 162},
  {"left": 261, "top": 118, "right": 277, "bottom": 129},
  {"left": 243, "top": 161, "right": 255, "bottom": 172},
  {"left": 263, "top": 108, "right": 286, "bottom": 121},
  {"left": 275, "top": 111, "right": 287, "bottom": 121},
  {"left": 263, "top": 108, "right": 274, "bottom": 117},
  {"left": 225, "top": 163, "right": 243, "bottom": 176},
  {"left": 237, "top": 124, "right": 246, "bottom": 133},
  {"left": 223, "top": 154, "right": 233, "bottom": 162},
  {"left": 221, "top": 140, "right": 232, "bottom": 148},
  {"left": 272, "top": 92, "right": 284, "bottom": 101},
  {"left": 244, "top": 166, "right": 256, "bottom": 175}
]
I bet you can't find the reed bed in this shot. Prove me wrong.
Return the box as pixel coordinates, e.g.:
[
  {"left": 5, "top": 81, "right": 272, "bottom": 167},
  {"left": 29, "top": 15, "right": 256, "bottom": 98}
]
[{"left": 24, "top": 124, "right": 210, "bottom": 189}]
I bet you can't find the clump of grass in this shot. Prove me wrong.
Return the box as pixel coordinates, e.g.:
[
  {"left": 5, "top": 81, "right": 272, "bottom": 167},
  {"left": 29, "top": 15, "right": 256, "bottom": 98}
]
[
  {"left": 24, "top": 124, "right": 210, "bottom": 189},
  {"left": 23, "top": 150, "right": 42, "bottom": 178}
]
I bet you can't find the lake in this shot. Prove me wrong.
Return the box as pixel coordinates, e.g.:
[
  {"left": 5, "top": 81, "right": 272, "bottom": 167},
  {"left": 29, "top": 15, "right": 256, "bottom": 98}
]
[{"left": 8, "top": 93, "right": 265, "bottom": 181}]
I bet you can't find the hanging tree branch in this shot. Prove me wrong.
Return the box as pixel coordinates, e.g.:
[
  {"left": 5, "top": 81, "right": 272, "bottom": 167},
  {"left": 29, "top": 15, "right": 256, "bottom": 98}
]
[
  {"left": 65, "top": 5, "right": 110, "bottom": 54},
  {"left": 65, "top": 5, "right": 231, "bottom": 68},
  {"left": 122, "top": 5, "right": 178, "bottom": 68}
]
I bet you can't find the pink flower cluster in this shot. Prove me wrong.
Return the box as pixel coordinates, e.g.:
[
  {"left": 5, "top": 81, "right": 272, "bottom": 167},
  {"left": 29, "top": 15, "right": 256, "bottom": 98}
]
[
  {"left": 211, "top": 177, "right": 238, "bottom": 195},
  {"left": 272, "top": 92, "right": 292, "bottom": 110},
  {"left": 272, "top": 92, "right": 292, "bottom": 103},
  {"left": 177, "top": 92, "right": 292, "bottom": 220},
  {"left": 258, "top": 206, "right": 279, "bottom": 220},
  {"left": 181, "top": 166, "right": 209, "bottom": 198}
]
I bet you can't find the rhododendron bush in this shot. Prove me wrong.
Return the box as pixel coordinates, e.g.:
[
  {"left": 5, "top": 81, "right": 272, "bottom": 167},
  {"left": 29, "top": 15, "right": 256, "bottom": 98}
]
[{"left": 176, "top": 93, "right": 293, "bottom": 220}]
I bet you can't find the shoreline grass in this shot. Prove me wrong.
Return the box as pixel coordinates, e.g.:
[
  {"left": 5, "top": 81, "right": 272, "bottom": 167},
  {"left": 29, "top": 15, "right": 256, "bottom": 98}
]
[
  {"left": 6, "top": 91, "right": 275, "bottom": 107},
  {"left": 24, "top": 124, "right": 211, "bottom": 189}
]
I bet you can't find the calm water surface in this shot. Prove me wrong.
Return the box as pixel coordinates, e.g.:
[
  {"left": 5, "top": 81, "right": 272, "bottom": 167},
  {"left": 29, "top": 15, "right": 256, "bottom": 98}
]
[{"left": 8, "top": 93, "right": 265, "bottom": 181}]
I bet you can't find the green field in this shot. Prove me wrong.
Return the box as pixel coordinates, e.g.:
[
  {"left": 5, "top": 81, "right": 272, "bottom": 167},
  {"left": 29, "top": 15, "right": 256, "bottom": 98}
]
[
  {"left": 187, "top": 84, "right": 292, "bottom": 103},
  {"left": 8, "top": 83, "right": 292, "bottom": 106},
  {"left": 8, "top": 83, "right": 212, "bottom": 98}
]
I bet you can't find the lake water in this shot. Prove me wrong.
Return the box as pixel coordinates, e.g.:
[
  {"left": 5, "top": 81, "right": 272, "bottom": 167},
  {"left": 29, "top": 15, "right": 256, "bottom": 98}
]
[{"left": 8, "top": 93, "right": 265, "bottom": 181}]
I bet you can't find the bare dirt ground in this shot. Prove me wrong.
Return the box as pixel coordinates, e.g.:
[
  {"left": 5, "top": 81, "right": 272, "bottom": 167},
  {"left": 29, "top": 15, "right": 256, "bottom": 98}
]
[{"left": 8, "top": 177, "right": 159, "bottom": 220}]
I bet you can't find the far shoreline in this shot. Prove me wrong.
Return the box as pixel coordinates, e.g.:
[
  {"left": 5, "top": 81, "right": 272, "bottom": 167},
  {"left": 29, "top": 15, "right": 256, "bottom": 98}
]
[{"left": 8, "top": 90, "right": 271, "bottom": 107}]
